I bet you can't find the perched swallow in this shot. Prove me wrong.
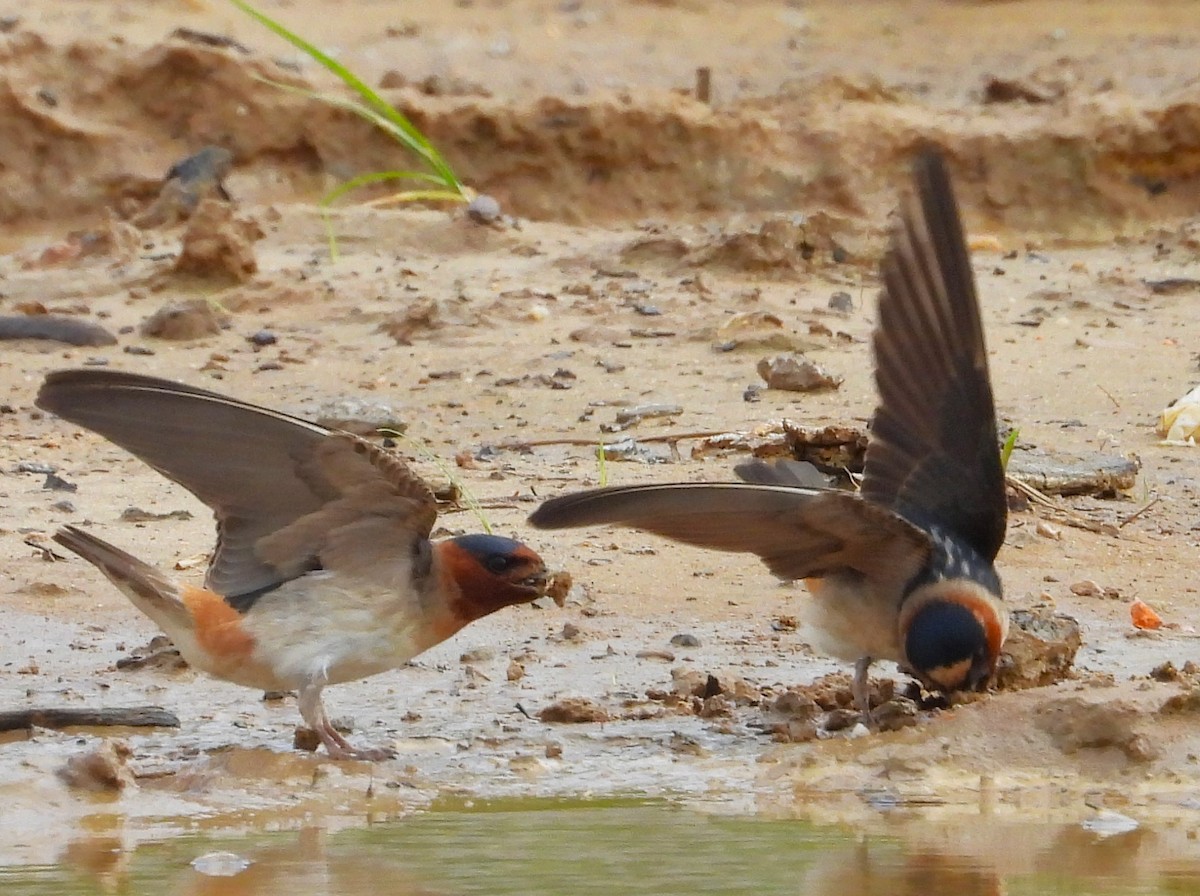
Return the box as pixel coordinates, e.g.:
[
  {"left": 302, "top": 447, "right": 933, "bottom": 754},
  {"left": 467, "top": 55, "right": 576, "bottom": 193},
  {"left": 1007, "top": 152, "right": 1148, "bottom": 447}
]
[
  {"left": 37, "top": 370, "right": 549, "bottom": 759},
  {"left": 530, "top": 152, "right": 1008, "bottom": 710}
]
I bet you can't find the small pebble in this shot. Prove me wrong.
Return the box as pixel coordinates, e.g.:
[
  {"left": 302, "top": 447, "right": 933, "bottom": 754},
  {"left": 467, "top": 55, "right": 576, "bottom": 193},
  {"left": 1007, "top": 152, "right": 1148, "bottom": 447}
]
[
  {"left": 461, "top": 646, "right": 496, "bottom": 663},
  {"left": 467, "top": 194, "right": 502, "bottom": 224},
  {"left": 249, "top": 329, "right": 277, "bottom": 346},
  {"left": 670, "top": 633, "right": 701, "bottom": 648},
  {"left": 828, "top": 291, "right": 853, "bottom": 313},
  {"left": 43, "top": 472, "right": 77, "bottom": 492},
  {"left": 191, "top": 851, "right": 253, "bottom": 877}
]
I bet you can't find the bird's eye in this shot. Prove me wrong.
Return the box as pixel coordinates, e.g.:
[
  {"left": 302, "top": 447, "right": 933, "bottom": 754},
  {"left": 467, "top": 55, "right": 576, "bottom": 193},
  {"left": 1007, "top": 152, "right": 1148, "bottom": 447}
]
[{"left": 486, "top": 555, "right": 513, "bottom": 574}]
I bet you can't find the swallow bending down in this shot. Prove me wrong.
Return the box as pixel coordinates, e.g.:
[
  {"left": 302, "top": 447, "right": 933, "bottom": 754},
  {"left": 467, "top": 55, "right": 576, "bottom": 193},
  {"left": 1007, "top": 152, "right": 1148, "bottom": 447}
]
[
  {"left": 37, "top": 370, "right": 549, "bottom": 760},
  {"left": 530, "top": 151, "right": 1008, "bottom": 710}
]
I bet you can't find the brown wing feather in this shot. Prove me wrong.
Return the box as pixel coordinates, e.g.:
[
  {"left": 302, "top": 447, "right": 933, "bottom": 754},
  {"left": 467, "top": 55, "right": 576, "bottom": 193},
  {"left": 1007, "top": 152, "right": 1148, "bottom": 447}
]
[
  {"left": 36, "top": 370, "right": 436, "bottom": 599},
  {"left": 529, "top": 481, "right": 930, "bottom": 591},
  {"left": 863, "top": 150, "right": 1007, "bottom": 559}
]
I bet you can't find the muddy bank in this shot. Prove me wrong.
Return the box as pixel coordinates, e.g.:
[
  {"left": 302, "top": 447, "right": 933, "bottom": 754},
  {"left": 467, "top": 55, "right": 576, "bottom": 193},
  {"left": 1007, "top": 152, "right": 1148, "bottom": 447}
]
[
  {"left": 2, "top": 10, "right": 1200, "bottom": 234},
  {"left": 2, "top": 0, "right": 1200, "bottom": 868}
]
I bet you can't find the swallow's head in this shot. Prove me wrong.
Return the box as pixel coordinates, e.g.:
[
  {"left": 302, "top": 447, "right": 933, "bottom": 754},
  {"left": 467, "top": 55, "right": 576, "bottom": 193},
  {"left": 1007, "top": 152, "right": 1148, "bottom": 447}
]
[
  {"left": 439, "top": 533, "right": 549, "bottom": 618},
  {"left": 900, "top": 580, "right": 1007, "bottom": 693}
]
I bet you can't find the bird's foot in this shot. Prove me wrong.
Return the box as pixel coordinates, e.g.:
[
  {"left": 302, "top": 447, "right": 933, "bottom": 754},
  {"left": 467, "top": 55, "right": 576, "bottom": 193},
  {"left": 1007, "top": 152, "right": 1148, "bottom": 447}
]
[
  {"left": 323, "top": 741, "right": 398, "bottom": 762},
  {"left": 317, "top": 724, "right": 396, "bottom": 761}
]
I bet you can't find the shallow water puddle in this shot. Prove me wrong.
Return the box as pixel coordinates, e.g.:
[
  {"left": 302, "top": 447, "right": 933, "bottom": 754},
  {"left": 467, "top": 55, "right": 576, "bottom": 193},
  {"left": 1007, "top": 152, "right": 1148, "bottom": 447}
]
[{"left": 3, "top": 798, "right": 1200, "bottom": 895}]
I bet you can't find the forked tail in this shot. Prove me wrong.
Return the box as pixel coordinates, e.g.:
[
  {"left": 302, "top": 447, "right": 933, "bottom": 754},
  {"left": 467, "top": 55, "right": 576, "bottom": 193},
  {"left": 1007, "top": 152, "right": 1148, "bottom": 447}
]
[{"left": 53, "top": 525, "right": 193, "bottom": 635}]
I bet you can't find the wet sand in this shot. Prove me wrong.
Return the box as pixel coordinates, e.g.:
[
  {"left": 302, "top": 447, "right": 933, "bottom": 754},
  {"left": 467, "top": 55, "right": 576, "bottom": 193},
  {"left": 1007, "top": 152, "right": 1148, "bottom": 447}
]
[{"left": 2, "top": 0, "right": 1199, "bottom": 871}]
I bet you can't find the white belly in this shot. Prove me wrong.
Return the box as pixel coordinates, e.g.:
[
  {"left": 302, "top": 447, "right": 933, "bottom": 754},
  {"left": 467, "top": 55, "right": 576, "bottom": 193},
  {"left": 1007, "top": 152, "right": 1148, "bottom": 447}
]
[{"left": 800, "top": 575, "right": 904, "bottom": 663}]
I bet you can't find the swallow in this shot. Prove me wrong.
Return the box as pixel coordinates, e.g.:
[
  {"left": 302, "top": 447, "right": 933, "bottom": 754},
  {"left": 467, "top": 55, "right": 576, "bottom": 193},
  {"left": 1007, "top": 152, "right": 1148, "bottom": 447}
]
[
  {"left": 36, "top": 370, "right": 550, "bottom": 760},
  {"left": 529, "top": 151, "right": 1008, "bottom": 711}
]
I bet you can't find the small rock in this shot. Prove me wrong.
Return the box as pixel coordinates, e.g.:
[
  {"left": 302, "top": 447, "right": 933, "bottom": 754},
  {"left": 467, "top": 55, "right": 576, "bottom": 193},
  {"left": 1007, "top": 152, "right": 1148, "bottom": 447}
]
[
  {"left": 873, "top": 696, "right": 919, "bottom": 732},
  {"left": 50, "top": 500, "right": 77, "bottom": 513},
  {"left": 771, "top": 691, "right": 819, "bottom": 720},
  {"left": 757, "top": 353, "right": 842, "bottom": 392},
  {"left": 635, "top": 649, "right": 676, "bottom": 662},
  {"left": 823, "top": 707, "right": 860, "bottom": 732},
  {"left": 698, "top": 694, "right": 733, "bottom": 717},
  {"left": 115, "top": 635, "right": 187, "bottom": 672},
  {"left": 190, "top": 851, "right": 252, "bottom": 877},
  {"left": 828, "top": 291, "right": 853, "bottom": 313},
  {"left": 293, "top": 727, "right": 322, "bottom": 752},
  {"left": 43, "top": 472, "right": 77, "bottom": 492},
  {"left": 466, "top": 194, "right": 502, "bottom": 225},
  {"left": 1035, "top": 521, "right": 1062, "bottom": 540},
  {"left": 141, "top": 299, "right": 227, "bottom": 340},
  {"left": 560, "top": 623, "right": 583, "bottom": 641},
  {"left": 16, "top": 461, "right": 56, "bottom": 474},
  {"left": 506, "top": 660, "right": 526, "bottom": 681},
  {"left": 538, "top": 697, "right": 610, "bottom": 723},
  {"left": 1080, "top": 810, "right": 1140, "bottom": 838},
  {"left": 0, "top": 314, "right": 118, "bottom": 347},
  {"left": 669, "top": 633, "right": 701, "bottom": 648},
  {"left": 309, "top": 397, "right": 407, "bottom": 436},
  {"left": 671, "top": 668, "right": 710, "bottom": 698},
  {"left": 120, "top": 507, "right": 193, "bottom": 522},
  {"left": 248, "top": 329, "right": 277, "bottom": 346},
  {"left": 460, "top": 646, "right": 496, "bottom": 663}
]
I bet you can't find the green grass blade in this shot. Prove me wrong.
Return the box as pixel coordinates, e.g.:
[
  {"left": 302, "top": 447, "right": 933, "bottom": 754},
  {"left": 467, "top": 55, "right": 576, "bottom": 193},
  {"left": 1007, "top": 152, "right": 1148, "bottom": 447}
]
[
  {"left": 1000, "top": 428, "right": 1020, "bottom": 471},
  {"left": 320, "top": 170, "right": 452, "bottom": 207},
  {"left": 318, "top": 171, "right": 454, "bottom": 259},
  {"left": 229, "top": 0, "right": 463, "bottom": 191}
]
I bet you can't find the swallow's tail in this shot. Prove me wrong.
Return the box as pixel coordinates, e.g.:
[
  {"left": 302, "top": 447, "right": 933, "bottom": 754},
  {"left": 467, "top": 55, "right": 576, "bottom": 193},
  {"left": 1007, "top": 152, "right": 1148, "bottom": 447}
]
[{"left": 53, "top": 525, "right": 193, "bottom": 636}]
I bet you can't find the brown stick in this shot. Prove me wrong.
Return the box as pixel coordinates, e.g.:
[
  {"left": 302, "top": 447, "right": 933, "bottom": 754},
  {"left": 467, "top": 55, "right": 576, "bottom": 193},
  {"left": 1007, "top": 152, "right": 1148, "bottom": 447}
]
[
  {"left": 502, "top": 430, "right": 731, "bottom": 450},
  {"left": 1118, "top": 495, "right": 1160, "bottom": 529},
  {"left": 0, "top": 706, "right": 180, "bottom": 732}
]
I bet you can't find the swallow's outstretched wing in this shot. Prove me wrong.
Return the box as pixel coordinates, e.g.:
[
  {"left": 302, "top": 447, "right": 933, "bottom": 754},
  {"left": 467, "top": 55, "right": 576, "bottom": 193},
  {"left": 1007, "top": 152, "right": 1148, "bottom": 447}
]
[
  {"left": 528, "top": 470, "right": 930, "bottom": 595},
  {"left": 36, "top": 370, "right": 437, "bottom": 601},
  {"left": 863, "top": 151, "right": 1007, "bottom": 560}
]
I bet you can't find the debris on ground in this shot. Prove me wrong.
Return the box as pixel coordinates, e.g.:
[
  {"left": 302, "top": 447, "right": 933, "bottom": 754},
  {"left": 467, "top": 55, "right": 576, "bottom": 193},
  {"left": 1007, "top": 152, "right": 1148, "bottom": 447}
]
[{"left": 1157, "top": 383, "right": 1200, "bottom": 443}]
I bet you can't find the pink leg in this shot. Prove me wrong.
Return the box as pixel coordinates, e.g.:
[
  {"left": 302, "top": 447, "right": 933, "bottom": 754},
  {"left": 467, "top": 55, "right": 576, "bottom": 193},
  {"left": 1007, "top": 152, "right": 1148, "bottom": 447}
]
[{"left": 298, "top": 682, "right": 396, "bottom": 761}]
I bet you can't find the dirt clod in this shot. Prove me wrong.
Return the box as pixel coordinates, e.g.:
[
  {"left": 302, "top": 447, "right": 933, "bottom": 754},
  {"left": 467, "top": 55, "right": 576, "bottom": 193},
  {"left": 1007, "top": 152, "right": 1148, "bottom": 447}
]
[
  {"left": 538, "top": 697, "right": 611, "bottom": 724},
  {"left": 57, "top": 741, "right": 134, "bottom": 793},
  {"left": 170, "top": 199, "right": 262, "bottom": 282},
  {"left": 141, "top": 299, "right": 228, "bottom": 340},
  {"left": 994, "top": 607, "right": 1082, "bottom": 691}
]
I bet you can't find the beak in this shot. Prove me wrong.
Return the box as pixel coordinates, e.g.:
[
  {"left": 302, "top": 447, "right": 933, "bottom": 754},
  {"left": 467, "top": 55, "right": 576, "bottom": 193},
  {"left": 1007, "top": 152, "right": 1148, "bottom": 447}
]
[
  {"left": 966, "top": 653, "right": 997, "bottom": 691},
  {"left": 519, "top": 566, "right": 550, "bottom": 592}
]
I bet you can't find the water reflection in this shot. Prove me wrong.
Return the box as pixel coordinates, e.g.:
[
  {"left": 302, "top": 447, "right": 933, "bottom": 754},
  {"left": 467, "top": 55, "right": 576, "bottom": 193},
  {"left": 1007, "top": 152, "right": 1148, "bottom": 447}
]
[{"left": 4, "top": 800, "right": 1200, "bottom": 895}]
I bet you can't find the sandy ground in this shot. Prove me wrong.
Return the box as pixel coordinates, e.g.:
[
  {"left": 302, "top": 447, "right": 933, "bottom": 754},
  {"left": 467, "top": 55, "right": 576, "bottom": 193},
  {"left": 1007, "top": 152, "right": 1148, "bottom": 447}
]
[{"left": 2, "top": 0, "right": 1200, "bottom": 873}]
